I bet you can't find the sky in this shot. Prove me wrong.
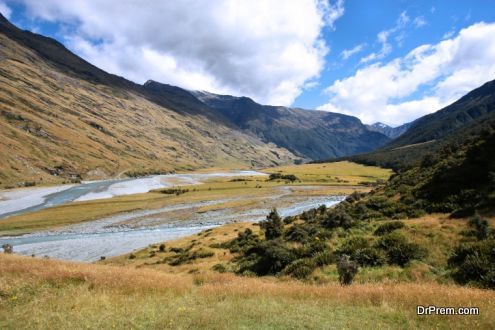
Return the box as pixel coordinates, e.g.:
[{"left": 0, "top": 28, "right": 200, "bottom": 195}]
[{"left": 1, "top": 0, "right": 495, "bottom": 126}]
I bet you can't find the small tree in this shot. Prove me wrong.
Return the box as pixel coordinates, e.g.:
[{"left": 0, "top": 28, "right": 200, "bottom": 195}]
[
  {"left": 337, "top": 255, "right": 358, "bottom": 285},
  {"left": 260, "top": 209, "right": 284, "bottom": 240}
]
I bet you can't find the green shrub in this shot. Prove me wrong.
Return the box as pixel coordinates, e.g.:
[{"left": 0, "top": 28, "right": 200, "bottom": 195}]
[
  {"left": 448, "top": 239, "right": 495, "bottom": 288},
  {"left": 159, "top": 244, "right": 166, "bottom": 252},
  {"left": 238, "top": 240, "right": 297, "bottom": 276},
  {"left": 284, "top": 224, "right": 309, "bottom": 243},
  {"left": 212, "top": 263, "right": 227, "bottom": 273},
  {"left": 313, "top": 250, "right": 335, "bottom": 266},
  {"left": 374, "top": 221, "right": 405, "bottom": 236},
  {"left": 375, "top": 232, "right": 427, "bottom": 266},
  {"left": 221, "top": 228, "right": 260, "bottom": 253},
  {"left": 322, "top": 208, "right": 354, "bottom": 229},
  {"left": 468, "top": 214, "right": 490, "bottom": 240},
  {"left": 260, "top": 209, "right": 284, "bottom": 240},
  {"left": 283, "top": 259, "right": 317, "bottom": 279}
]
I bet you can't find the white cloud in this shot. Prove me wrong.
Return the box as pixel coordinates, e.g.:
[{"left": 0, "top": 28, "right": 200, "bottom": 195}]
[
  {"left": 14, "top": 0, "right": 345, "bottom": 106},
  {"left": 413, "top": 16, "right": 427, "bottom": 28},
  {"left": 360, "top": 11, "right": 410, "bottom": 64},
  {"left": 0, "top": 1, "right": 12, "bottom": 18},
  {"left": 341, "top": 43, "right": 366, "bottom": 60},
  {"left": 318, "top": 22, "right": 495, "bottom": 126}
]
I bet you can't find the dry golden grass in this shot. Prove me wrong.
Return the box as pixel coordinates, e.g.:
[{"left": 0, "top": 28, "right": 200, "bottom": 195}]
[
  {"left": 0, "top": 33, "right": 295, "bottom": 188},
  {"left": 1, "top": 253, "right": 494, "bottom": 329}
]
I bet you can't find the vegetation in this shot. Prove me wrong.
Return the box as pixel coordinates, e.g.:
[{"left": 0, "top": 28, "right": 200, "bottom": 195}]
[{"left": 3, "top": 253, "right": 495, "bottom": 329}]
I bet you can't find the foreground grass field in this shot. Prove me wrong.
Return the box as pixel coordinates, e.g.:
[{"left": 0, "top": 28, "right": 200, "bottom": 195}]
[
  {"left": 1, "top": 253, "right": 493, "bottom": 329},
  {"left": 0, "top": 162, "right": 391, "bottom": 236}
]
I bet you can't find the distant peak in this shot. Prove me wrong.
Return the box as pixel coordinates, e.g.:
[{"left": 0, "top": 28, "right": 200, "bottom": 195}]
[{"left": 143, "top": 79, "right": 158, "bottom": 86}]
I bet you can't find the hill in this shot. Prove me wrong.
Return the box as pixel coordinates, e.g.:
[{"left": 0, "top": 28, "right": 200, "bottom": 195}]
[
  {"left": 0, "top": 14, "right": 297, "bottom": 187},
  {"left": 325, "top": 79, "right": 495, "bottom": 170},
  {"left": 193, "top": 91, "right": 390, "bottom": 160}
]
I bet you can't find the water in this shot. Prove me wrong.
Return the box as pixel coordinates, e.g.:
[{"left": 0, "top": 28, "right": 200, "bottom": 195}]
[
  {"left": 0, "top": 170, "right": 266, "bottom": 218},
  {"left": 0, "top": 195, "right": 345, "bottom": 262}
]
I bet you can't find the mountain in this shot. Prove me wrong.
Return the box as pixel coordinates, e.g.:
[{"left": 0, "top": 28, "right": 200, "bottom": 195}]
[
  {"left": 366, "top": 122, "right": 412, "bottom": 139},
  {"left": 0, "top": 14, "right": 297, "bottom": 187},
  {"left": 193, "top": 91, "right": 390, "bottom": 160},
  {"left": 386, "top": 79, "right": 495, "bottom": 149},
  {"left": 329, "top": 79, "right": 495, "bottom": 170}
]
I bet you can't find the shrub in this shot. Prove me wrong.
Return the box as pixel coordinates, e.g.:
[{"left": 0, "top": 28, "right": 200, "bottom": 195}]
[
  {"left": 374, "top": 221, "right": 405, "bottom": 236},
  {"left": 268, "top": 173, "right": 298, "bottom": 182},
  {"left": 313, "top": 250, "right": 335, "bottom": 267},
  {"left": 238, "top": 240, "right": 297, "bottom": 276},
  {"left": 221, "top": 228, "right": 260, "bottom": 253},
  {"left": 322, "top": 208, "right": 354, "bottom": 229},
  {"left": 468, "top": 214, "right": 490, "bottom": 240},
  {"left": 375, "top": 232, "right": 427, "bottom": 266},
  {"left": 260, "top": 209, "right": 284, "bottom": 240},
  {"left": 284, "top": 224, "right": 309, "bottom": 243},
  {"left": 159, "top": 244, "right": 166, "bottom": 252},
  {"left": 448, "top": 240, "right": 495, "bottom": 288},
  {"left": 212, "top": 263, "right": 227, "bottom": 273},
  {"left": 283, "top": 259, "right": 317, "bottom": 279},
  {"left": 336, "top": 237, "right": 384, "bottom": 267},
  {"left": 337, "top": 255, "right": 359, "bottom": 285}
]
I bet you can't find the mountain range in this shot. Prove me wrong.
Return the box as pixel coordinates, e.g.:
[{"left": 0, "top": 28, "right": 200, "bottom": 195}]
[{"left": 0, "top": 14, "right": 391, "bottom": 187}]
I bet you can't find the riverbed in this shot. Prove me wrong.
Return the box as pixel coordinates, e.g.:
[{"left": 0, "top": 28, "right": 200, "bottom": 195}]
[{"left": 0, "top": 171, "right": 345, "bottom": 262}]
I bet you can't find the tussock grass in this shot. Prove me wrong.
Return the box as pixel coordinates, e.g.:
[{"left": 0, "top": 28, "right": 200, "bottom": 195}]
[{"left": 1, "top": 254, "right": 494, "bottom": 329}]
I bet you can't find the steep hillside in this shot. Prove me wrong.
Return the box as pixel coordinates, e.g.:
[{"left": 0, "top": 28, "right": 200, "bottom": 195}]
[
  {"left": 326, "top": 79, "right": 495, "bottom": 170},
  {"left": 0, "top": 15, "right": 297, "bottom": 187},
  {"left": 193, "top": 91, "right": 390, "bottom": 160},
  {"left": 388, "top": 79, "right": 495, "bottom": 149},
  {"left": 366, "top": 122, "right": 412, "bottom": 139}
]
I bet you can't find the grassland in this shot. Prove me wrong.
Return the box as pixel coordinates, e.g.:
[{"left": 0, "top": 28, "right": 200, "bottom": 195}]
[
  {"left": 1, "top": 253, "right": 494, "bottom": 329},
  {"left": 0, "top": 162, "right": 392, "bottom": 236}
]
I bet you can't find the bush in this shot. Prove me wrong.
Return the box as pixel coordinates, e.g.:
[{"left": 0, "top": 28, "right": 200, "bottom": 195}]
[
  {"left": 322, "top": 208, "right": 354, "bottom": 229},
  {"left": 221, "top": 228, "right": 260, "bottom": 253},
  {"left": 238, "top": 240, "right": 297, "bottom": 276},
  {"left": 260, "top": 209, "right": 284, "bottom": 240},
  {"left": 336, "top": 237, "right": 385, "bottom": 267},
  {"left": 284, "top": 224, "right": 309, "bottom": 243},
  {"left": 448, "top": 239, "right": 495, "bottom": 288},
  {"left": 313, "top": 250, "right": 335, "bottom": 267},
  {"left": 375, "top": 232, "right": 427, "bottom": 266},
  {"left": 468, "top": 214, "right": 490, "bottom": 240},
  {"left": 159, "top": 244, "right": 166, "bottom": 252},
  {"left": 283, "top": 259, "right": 317, "bottom": 279},
  {"left": 337, "top": 255, "right": 359, "bottom": 285},
  {"left": 268, "top": 173, "right": 298, "bottom": 182},
  {"left": 212, "top": 263, "right": 227, "bottom": 273},
  {"left": 374, "top": 221, "right": 405, "bottom": 236}
]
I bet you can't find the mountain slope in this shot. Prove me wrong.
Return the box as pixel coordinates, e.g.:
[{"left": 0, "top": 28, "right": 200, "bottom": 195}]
[
  {"left": 0, "top": 15, "right": 296, "bottom": 187},
  {"left": 366, "top": 122, "right": 412, "bottom": 139},
  {"left": 387, "top": 79, "right": 495, "bottom": 149},
  {"left": 193, "top": 91, "right": 390, "bottom": 160},
  {"left": 328, "top": 79, "right": 495, "bottom": 170}
]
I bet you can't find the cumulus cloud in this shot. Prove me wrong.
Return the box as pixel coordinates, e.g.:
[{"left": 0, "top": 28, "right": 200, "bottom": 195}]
[
  {"left": 0, "top": 1, "right": 12, "bottom": 18},
  {"left": 13, "top": 0, "right": 345, "bottom": 105},
  {"left": 341, "top": 43, "right": 366, "bottom": 60},
  {"left": 318, "top": 22, "right": 495, "bottom": 126}
]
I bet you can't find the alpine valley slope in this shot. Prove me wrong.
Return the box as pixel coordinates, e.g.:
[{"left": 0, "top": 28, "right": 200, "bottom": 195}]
[
  {"left": 0, "top": 14, "right": 391, "bottom": 187},
  {"left": 193, "top": 91, "right": 390, "bottom": 160},
  {"left": 0, "top": 14, "right": 297, "bottom": 187},
  {"left": 335, "top": 79, "right": 495, "bottom": 170}
]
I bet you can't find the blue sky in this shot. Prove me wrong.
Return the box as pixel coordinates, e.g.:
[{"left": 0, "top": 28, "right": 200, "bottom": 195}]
[{"left": 1, "top": 1, "right": 495, "bottom": 126}]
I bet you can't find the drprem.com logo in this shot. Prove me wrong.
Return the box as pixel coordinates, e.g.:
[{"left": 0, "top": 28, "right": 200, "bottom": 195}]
[{"left": 417, "top": 305, "right": 480, "bottom": 316}]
